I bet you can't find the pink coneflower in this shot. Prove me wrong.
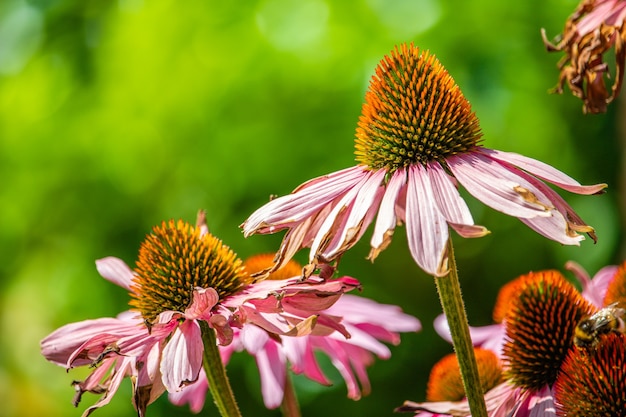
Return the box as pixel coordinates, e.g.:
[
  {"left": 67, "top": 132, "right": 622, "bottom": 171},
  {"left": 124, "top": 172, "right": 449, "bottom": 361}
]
[
  {"left": 542, "top": 0, "right": 626, "bottom": 113},
  {"left": 41, "top": 213, "right": 360, "bottom": 416},
  {"left": 170, "top": 254, "right": 421, "bottom": 411},
  {"left": 400, "top": 270, "right": 596, "bottom": 416},
  {"left": 242, "top": 43, "right": 605, "bottom": 278}
]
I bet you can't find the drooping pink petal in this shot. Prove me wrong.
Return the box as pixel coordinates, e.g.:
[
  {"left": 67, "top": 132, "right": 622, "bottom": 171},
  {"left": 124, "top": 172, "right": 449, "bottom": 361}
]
[
  {"left": 161, "top": 321, "right": 203, "bottom": 392},
  {"left": 369, "top": 168, "right": 406, "bottom": 259},
  {"left": 80, "top": 358, "right": 134, "bottom": 417},
  {"left": 481, "top": 149, "right": 607, "bottom": 195},
  {"left": 434, "top": 314, "right": 506, "bottom": 357},
  {"left": 519, "top": 213, "right": 584, "bottom": 245},
  {"left": 282, "top": 336, "right": 332, "bottom": 386},
  {"left": 168, "top": 371, "right": 208, "bottom": 414},
  {"left": 315, "top": 169, "right": 386, "bottom": 261},
  {"left": 324, "top": 294, "right": 421, "bottom": 334},
  {"left": 242, "top": 166, "right": 367, "bottom": 235},
  {"left": 448, "top": 153, "right": 554, "bottom": 219},
  {"left": 405, "top": 164, "right": 450, "bottom": 277},
  {"left": 309, "top": 170, "right": 383, "bottom": 262},
  {"left": 427, "top": 161, "right": 489, "bottom": 238},
  {"left": 41, "top": 317, "right": 141, "bottom": 367},
  {"left": 254, "top": 340, "right": 287, "bottom": 409},
  {"left": 95, "top": 257, "right": 136, "bottom": 291}
]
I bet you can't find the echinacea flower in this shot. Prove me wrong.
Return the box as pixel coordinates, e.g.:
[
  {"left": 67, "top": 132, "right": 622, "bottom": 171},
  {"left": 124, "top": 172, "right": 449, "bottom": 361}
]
[
  {"left": 396, "top": 348, "right": 507, "bottom": 416},
  {"left": 242, "top": 43, "right": 605, "bottom": 278},
  {"left": 41, "top": 213, "right": 360, "bottom": 416},
  {"left": 542, "top": 0, "right": 626, "bottom": 113},
  {"left": 402, "top": 270, "right": 596, "bottom": 416},
  {"left": 170, "top": 254, "right": 421, "bottom": 411}
]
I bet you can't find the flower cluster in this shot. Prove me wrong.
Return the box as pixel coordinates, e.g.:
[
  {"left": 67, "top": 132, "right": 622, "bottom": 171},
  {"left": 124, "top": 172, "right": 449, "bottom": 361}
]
[
  {"left": 41, "top": 38, "right": 616, "bottom": 417},
  {"left": 400, "top": 262, "right": 626, "bottom": 416},
  {"left": 41, "top": 213, "right": 418, "bottom": 416}
]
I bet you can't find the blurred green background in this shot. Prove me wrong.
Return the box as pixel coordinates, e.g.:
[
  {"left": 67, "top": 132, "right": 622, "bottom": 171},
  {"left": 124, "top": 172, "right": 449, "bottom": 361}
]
[{"left": 1, "top": 0, "right": 623, "bottom": 416}]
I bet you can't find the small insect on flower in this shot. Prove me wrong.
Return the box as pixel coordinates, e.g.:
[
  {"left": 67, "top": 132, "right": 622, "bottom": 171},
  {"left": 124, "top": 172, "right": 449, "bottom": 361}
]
[{"left": 574, "top": 302, "right": 626, "bottom": 348}]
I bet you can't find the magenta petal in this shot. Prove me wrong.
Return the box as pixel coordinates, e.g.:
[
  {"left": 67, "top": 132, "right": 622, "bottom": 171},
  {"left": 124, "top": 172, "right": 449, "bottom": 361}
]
[
  {"left": 483, "top": 149, "right": 607, "bottom": 195},
  {"left": 405, "top": 164, "right": 450, "bottom": 277},
  {"left": 161, "top": 321, "right": 203, "bottom": 392},
  {"left": 95, "top": 257, "right": 135, "bottom": 291}
]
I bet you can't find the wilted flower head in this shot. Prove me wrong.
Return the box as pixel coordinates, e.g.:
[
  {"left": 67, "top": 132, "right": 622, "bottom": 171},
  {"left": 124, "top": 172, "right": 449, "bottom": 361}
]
[
  {"left": 171, "top": 254, "right": 421, "bottom": 411},
  {"left": 41, "top": 213, "right": 360, "bottom": 416},
  {"left": 242, "top": 43, "right": 605, "bottom": 278},
  {"left": 542, "top": 0, "right": 626, "bottom": 113}
]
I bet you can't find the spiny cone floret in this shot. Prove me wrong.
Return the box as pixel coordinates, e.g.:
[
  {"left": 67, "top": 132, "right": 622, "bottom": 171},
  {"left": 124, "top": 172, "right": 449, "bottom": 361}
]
[
  {"left": 502, "top": 270, "right": 594, "bottom": 390},
  {"left": 555, "top": 332, "right": 626, "bottom": 416},
  {"left": 130, "top": 219, "right": 250, "bottom": 323},
  {"left": 426, "top": 348, "right": 503, "bottom": 402},
  {"left": 355, "top": 43, "right": 482, "bottom": 172}
]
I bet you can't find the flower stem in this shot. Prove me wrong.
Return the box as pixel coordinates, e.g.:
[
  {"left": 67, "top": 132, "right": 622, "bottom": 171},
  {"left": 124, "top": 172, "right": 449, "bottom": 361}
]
[
  {"left": 433, "top": 238, "right": 488, "bottom": 417},
  {"left": 280, "top": 374, "right": 301, "bottom": 417},
  {"left": 199, "top": 320, "right": 242, "bottom": 417}
]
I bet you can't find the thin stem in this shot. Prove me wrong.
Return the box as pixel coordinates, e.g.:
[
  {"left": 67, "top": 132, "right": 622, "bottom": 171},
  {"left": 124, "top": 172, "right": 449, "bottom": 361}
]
[
  {"left": 199, "top": 320, "right": 242, "bottom": 417},
  {"left": 433, "top": 238, "right": 488, "bottom": 417},
  {"left": 280, "top": 373, "right": 301, "bottom": 417}
]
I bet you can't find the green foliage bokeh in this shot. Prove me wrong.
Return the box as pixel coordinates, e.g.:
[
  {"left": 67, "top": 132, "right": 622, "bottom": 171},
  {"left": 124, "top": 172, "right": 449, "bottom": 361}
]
[{"left": 0, "top": 0, "right": 622, "bottom": 416}]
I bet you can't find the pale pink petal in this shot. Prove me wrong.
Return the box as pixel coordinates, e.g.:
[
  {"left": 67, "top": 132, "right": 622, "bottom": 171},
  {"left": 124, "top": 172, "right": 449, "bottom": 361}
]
[
  {"left": 81, "top": 359, "right": 134, "bottom": 417},
  {"left": 41, "top": 317, "right": 141, "bottom": 367},
  {"left": 168, "top": 370, "right": 208, "bottom": 414},
  {"left": 448, "top": 153, "right": 553, "bottom": 218},
  {"left": 282, "top": 337, "right": 332, "bottom": 386},
  {"left": 434, "top": 314, "right": 505, "bottom": 357},
  {"left": 405, "top": 164, "right": 450, "bottom": 277},
  {"left": 482, "top": 149, "right": 606, "bottom": 195},
  {"left": 240, "top": 324, "right": 270, "bottom": 354},
  {"left": 324, "top": 294, "right": 421, "bottom": 334},
  {"left": 316, "top": 169, "right": 386, "bottom": 260},
  {"left": 566, "top": 261, "right": 618, "bottom": 307},
  {"left": 242, "top": 166, "right": 366, "bottom": 235},
  {"left": 427, "top": 161, "right": 489, "bottom": 238},
  {"left": 95, "top": 257, "right": 135, "bottom": 291},
  {"left": 519, "top": 214, "right": 583, "bottom": 245},
  {"left": 369, "top": 168, "right": 406, "bottom": 257},
  {"left": 161, "top": 321, "right": 203, "bottom": 392},
  {"left": 309, "top": 171, "right": 380, "bottom": 261},
  {"left": 254, "top": 340, "right": 287, "bottom": 409}
]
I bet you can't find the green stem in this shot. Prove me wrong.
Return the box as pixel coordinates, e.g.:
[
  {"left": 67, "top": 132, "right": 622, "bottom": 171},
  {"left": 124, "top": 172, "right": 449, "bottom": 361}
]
[
  {"left": 199, "top": 320, "right": 242, "bottom": 417},
  {"left": 433, "top": 238, "right": 488, "bottom": 417},
  {"left": 280, "top": 373, "right": 301, "bottom": 417}
]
